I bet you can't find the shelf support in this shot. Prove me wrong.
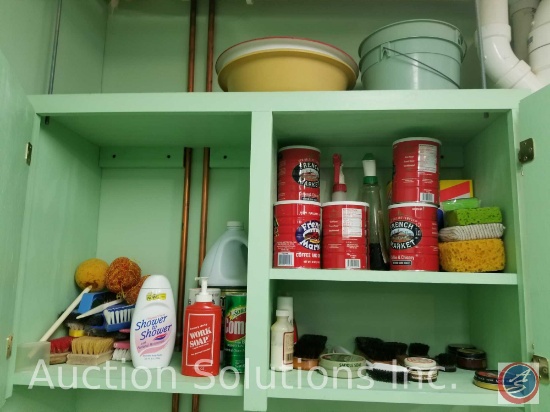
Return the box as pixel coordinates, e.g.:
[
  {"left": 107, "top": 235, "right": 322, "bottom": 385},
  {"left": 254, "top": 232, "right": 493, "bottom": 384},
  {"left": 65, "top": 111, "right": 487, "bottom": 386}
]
[{"left": 243, "top": 112, "right": 274, "bottom": 412}]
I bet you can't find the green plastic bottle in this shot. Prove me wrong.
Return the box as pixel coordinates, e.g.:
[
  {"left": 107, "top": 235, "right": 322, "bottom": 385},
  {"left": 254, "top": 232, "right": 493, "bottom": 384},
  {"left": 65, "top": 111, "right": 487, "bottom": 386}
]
[{"left": 361, "top": 154, "right": 389, "bottom": 270}]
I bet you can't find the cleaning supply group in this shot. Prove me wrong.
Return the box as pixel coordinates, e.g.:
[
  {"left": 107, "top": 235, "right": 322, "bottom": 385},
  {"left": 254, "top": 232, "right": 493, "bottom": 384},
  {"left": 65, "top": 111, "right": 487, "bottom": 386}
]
[
  {"left": 39, "top": 139, "right": 504, "bottom": 382},
  {"left": 274, "top": 141, "right": 506, "bottom": 273},
  {"left": 44, "top": 221, "right": 248, "bottom": 377}
]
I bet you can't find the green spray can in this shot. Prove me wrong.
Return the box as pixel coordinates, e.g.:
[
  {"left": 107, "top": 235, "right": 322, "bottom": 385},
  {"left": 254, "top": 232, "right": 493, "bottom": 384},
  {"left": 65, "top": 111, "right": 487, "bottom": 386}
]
[{"left": 223, "top": 292, "right": 246, "bottom": 372}]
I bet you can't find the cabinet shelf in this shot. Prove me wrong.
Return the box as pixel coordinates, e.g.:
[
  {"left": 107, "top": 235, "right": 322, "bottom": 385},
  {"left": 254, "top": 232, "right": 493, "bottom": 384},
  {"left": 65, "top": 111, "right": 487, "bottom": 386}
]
[
  {"left": 266, "top": 369, "right": 521, "bottom": 408},
  {"left": 12, "top": 353, "right": 243, "bottom": 396},
  {"left": 270, "top": 269, "right": 518, "bottom": 285},
  {"left": 27, "top": 90, "right": 528, "bottom": 148}
]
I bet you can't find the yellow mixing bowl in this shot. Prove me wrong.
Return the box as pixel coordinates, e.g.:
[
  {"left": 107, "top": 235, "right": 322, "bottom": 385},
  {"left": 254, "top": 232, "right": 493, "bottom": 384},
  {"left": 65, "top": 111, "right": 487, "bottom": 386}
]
[{"left": 216, "top": 37, "right": 359, "bottom": 92}]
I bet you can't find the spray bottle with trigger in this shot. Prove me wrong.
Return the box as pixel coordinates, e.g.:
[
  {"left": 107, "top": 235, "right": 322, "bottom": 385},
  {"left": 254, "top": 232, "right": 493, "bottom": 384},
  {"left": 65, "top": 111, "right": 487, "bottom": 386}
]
[
  {"left": 332, "top": 153, "right": 347, "bottom": 201},
  {"left": 181, "top": 277, "right": 222, "bottom": 377}
]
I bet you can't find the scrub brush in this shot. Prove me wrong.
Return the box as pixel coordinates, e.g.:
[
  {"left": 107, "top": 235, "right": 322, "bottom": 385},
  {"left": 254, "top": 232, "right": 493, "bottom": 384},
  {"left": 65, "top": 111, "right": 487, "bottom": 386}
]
[
  {"left": 65, "top": 313, "right": 86, "bottom": 337},
  {"left": 435, "top": 353, "right": 457, "bottom": 372},
  {"left": 293, "top": 334, "right": 327, "bottom": 370},
  {"left": 49, "top": 336, "right": 74, "bottom": 365},
  {"left": 408, "top": 343, "right": 430, "bottom": 357},
  {"left": 112, "top": 341, "right": 131, "bottom": 362},
  {"left": 103, "top": 304, "right": 135, "bottom": 332},
  {"left": 356, "top": 338, "right": 409, "bottom": 363},
  {"left": 367, "top": 360, "right": 408, "bottom": 384},
  {"left": 67, "top": 336, "right": 114, "bottom": 366}
]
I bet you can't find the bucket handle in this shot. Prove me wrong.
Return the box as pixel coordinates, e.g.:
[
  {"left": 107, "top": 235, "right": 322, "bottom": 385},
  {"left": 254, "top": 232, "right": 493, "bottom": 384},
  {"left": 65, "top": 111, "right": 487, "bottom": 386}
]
[{"left": 381, "top": 46, "right": 461, "bottom": 89}]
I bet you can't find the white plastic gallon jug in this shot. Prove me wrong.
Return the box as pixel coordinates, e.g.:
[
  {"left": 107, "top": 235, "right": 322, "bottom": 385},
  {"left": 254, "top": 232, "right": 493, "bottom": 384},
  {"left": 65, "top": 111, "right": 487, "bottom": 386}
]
[{"left": 200, "top": 221, "right": 248, "bottom": 287}]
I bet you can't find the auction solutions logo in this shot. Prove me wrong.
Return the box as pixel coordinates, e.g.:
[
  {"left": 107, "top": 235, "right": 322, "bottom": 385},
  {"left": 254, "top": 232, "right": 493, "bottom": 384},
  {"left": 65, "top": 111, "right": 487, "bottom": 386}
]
[{"left": 498, "top": 362, "right": 540, "bottom": 405}]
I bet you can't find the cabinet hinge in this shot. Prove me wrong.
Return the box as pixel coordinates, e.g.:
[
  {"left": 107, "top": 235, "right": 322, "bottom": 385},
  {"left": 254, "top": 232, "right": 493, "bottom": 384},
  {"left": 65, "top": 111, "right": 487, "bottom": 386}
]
[
  {"left": 518, "top": 138, "right": 534, "bottom": 164},
  {"left": 25, "top": 142, "right": 33, "bottom": 165},
  {"left": 533, "top": 355, "right": 549, "bottom": 384},
  {"left": 6, "top": 335, "right": 13, "bottom": 359}
]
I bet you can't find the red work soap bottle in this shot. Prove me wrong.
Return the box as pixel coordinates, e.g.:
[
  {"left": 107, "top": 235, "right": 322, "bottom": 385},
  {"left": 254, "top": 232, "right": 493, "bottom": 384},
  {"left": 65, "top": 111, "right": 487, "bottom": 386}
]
[{"left": 182, "top": 277, "right": 222, "bottom": 377}]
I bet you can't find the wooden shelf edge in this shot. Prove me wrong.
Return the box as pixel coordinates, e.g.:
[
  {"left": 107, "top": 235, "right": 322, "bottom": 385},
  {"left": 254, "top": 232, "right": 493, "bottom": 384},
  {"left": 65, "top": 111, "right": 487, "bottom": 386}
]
[
  {"left": 270, "top": 269, "right": 518, "bottom": 285},
  {"left": 266, "top": 370, "right": 522, "bottom": 408},
  {"left": 11, "top": 353, "right": 243, "bottom": 396},
  {"left": 28, "top": 89, "right": 528, "bottom": 116}
]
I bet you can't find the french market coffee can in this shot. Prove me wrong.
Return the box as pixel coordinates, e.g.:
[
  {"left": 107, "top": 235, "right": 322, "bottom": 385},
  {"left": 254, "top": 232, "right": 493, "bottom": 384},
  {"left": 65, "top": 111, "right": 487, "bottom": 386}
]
[
  {"left": 278, "top": 146, "right": 321, "bottom": 202},
  {"left": 224, "top": 292, "right": 246, "bottom": 372},
  {"left": 322, "top": 201, "right": 369, "bottom": 270},
  {"left": 274, "top": 201, "right": 321, "bottom": 269},
  {"left": 392, "top": 137, "right": 441, "bottom": 205},
  {"left": 389, "top": 203, "right": 439, "bottom": 271}
]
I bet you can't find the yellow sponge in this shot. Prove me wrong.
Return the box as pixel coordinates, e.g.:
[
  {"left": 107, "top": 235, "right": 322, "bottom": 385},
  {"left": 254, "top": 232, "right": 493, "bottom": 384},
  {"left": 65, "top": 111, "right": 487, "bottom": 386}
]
[{"left": 439, "top": 239, "right": 505, "bottom": 272}]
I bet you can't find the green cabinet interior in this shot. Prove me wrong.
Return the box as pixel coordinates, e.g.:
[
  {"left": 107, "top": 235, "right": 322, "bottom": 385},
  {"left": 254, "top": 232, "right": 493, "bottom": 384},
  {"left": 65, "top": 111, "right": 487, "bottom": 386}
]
[{"left": 0, "top": 0, "right": 547, "bottom": 411}]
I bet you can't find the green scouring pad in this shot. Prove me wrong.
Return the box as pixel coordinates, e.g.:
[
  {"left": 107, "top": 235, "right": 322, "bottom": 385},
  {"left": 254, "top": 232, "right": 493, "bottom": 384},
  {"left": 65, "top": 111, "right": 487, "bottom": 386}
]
[{"left": 445, "top": 207, "right": 502, "bottom": 227}]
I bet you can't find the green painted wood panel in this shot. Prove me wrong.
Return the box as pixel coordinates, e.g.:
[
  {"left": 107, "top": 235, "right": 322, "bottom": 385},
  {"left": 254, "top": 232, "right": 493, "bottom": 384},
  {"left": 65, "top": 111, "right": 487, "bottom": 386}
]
[
  {"left": 13, "top": 353, "right": 242, "bottom": 396},
  {"left": 3, "top": 386, "right": 75, "bottom": 412},
  {"left": 53, "top": 0, "right": 108, "bottom": 94},
  {"left": 0, "top": 51, "right": 36, "bottom": 407},
  {"left": 464, "top": 114, "right": 522, "bottom": 371},
  {"left": 96, "top": 167, "right": 184, "bottom": 288},
  {"left": 0, "top": 0, "right": 107, "bottom": 95},
  {"left": 12, "top": 119, "right": 101, "bottom": 350},
  {"left": 517, "top": 85, "right": 550, "bottom": 411},
  {"left": 0, "top": 0, "right": 56, "bottom": 94},
  {"left": 244, "top": 112, "right": 276, "bottom": 411},
  {"left": 29, "top": 90, "right": 528, "bottom": 115},
  {"left": 102, "top": 0, "right": 190, "bottom": 93}
]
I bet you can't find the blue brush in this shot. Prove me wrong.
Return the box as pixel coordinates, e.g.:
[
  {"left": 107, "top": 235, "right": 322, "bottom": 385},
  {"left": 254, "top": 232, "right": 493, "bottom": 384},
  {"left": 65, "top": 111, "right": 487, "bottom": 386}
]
[{"left": 103, "top": 304, "right": 135, "bottom": 332}]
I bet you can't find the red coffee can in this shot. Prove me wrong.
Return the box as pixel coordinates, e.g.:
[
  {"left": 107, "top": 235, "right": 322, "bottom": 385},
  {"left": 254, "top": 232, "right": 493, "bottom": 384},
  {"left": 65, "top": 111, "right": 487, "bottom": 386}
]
[
  {"left": 278, "top": 146, "right": 321, "bottom": 202},
  {"left": 389, "top": 203, "right": 439, "bottom": 271},
  {"left": 273, "top": 200, "right": 321, "bottom": 269},
  {"left": 321, "top": 201, "right": 369, "bottom": 270},
  {"left": 392, "top": 137, "right": 441, "bottom": 205}
]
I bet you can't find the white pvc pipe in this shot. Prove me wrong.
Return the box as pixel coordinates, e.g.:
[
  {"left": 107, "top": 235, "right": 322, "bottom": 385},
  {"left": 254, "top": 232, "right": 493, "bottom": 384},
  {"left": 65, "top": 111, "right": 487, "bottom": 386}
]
[
  {"left": 479, "top": 0, "right": 544, "bottom": 90},
  {"left": 510, "top": 0, "right": 540, "bottom": 61},
  {"left": 482, "top": 0, "right": 510, "bottom": 24},
  {"left": 529, "top": 0, "right": 550, "bottom": 84}
]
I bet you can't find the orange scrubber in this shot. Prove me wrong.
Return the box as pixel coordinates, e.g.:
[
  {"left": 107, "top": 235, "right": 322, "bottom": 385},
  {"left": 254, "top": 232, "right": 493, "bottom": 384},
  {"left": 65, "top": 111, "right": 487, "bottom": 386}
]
[
  {"left": 105, "top": 257, "right": 141, "bottom": 295},
  {"left": 439, "top": 239, "right": 505, "bottom": 272}
]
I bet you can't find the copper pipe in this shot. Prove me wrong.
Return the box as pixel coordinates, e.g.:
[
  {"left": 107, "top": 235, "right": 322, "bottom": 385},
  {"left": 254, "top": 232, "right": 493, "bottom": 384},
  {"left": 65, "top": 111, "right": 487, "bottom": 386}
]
[
  {"left": 171, "top": 394, "right": 179, "bottom": 412},
  {"left": 192, "top": 0, "right": 216, "bottom": 409},
  {"left": 172, "top": 0, "right": 198, "bottom": 410},
  {"left": 206, "top": 0, "right": 216, "bottom": 92},
  {"left": 187, "top": 0, "right": 197, "bottom": 92},
  {"left": 175, "top": 148, "right": 192, "bottom": 348},
  {"left": 198, "top": 147, "right": 210, "bottom": 265},
  {"left": 172, "top": 150, "right": 192, "bottom": 412},
  {"left": 192, "top": 394, "right": 201, "bottom": 412},
  {"left": 191, "top": 149, "right": 210, "bottom": 412}
]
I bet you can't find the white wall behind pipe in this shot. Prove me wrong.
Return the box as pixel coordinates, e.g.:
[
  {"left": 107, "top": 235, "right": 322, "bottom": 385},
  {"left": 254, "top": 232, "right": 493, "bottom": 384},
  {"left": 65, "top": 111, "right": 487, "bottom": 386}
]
[
  {"left": 529, "top": 0, "right": 550, "bottom": 83},
  {"left": 479, "top": 0, "right": 544, "bottom": 90},
  {"left": 510, "top": 0, "right": 540, "bottom": 61}
]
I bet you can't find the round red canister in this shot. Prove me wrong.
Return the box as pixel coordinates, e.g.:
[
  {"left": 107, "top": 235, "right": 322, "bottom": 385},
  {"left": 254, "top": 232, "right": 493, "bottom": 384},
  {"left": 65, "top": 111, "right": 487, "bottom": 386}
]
[
  {"left": 277, "top": 146, "right": 321, "bottom": 202},
  {"left": 273, "top": 201, "right": 321, "bottom": 269},
  {"left": 322, "top": 251, "right": 367, "bottom": 270},
  {"left": 392, "top": 137, "right": 441, "bottom": 205},
  {"left": 321, "top": 201, "right": 369, "bottom": 270},
  {"left": 389, "top": 203, "right": 439, "bottom": 271}
]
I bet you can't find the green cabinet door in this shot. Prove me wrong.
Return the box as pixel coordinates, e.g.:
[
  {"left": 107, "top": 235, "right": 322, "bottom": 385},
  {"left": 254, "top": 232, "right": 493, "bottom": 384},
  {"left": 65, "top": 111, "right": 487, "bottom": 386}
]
[
  {"left": 0, "top": 50, "right": 36, "bottom": 407},
  {"left": 519, "top": 84, "right": 550, "bottom": 410}
]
